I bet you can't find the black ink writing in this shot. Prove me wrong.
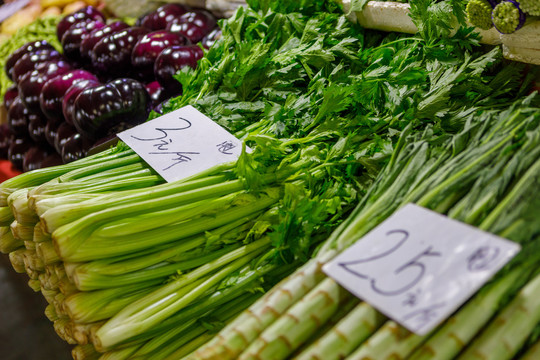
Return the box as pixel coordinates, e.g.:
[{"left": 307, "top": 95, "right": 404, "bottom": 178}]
[
  {"left": 216, "top": 141, "right": 236, "bottom": 155},
  {"left": 338, "top": 229, "right": 442, "bottom": 296},
  {"left": 130, "top": 117, "right": 192, "bottom": 142},
  {"left": 467, "top": 246, "right": 500, "bottom": 272},
  {"left": 370, "top": 245, "right": 441, "bottom": 296},
  {"left": 402, "top": 289, "right": 421, "bottom": 307},
  {"left": 154, "top": 138, "right": 173, "bottom": 151},
  {"left": 402, "top": 302, "right": 446, "bottom": 332},
  {"left": 148, "top": 151, "right": 200, "bottom": 171}
]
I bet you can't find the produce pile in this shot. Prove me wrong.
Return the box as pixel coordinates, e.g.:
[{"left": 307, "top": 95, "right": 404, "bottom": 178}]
[
  {"left": 0, "top": 0, "right": 539, "bottom": 359},
  {"left": 0, "top": 3, "right": 220, "bottom": 172}
]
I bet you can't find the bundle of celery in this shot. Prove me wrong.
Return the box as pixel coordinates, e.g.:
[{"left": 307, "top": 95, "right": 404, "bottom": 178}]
[{"left": 0, "top": 0, "right": 537, "bottom": 359}]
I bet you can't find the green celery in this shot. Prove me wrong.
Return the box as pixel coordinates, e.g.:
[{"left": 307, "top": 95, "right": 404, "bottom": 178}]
[
  {"left": 54, "top": 191, "right": 278, "bottom": 261},
  {"left": 72, "top": 243, "right": 243, "bottom": 291},
  {"left": 63, "top": 280, "right": 162, "bottom": 324},
  {"left": 95, "top": 237, "right": 271, "bottom": 350},
  {"left": 0, "top": 147, "right": 134, "bottom": 205}
]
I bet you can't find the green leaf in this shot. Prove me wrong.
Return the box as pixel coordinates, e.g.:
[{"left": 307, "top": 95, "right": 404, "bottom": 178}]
[{"left": 347, "top": 0, "right": 370, "bottom": 15}]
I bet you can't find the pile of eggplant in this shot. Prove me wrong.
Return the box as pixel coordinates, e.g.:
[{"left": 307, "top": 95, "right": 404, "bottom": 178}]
[{"left": 0, "top": 3, "right": 220, "bottom": 172}]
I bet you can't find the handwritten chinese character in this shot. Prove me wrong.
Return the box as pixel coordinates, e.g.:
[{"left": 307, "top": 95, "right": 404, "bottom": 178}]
[
  {"left": 148, "top": 151, "right": 200, "bottom": 171},
  {"left": 402, "top": 289, "right": 421, "bottom": 307},
  {"left": 467, "top": 246, "right": 500, "bottom": 272},
  {"left": 402, "top": 302, "right": 446, "bottom": 332},
  {"left": 216, "top": 141, "right": 236, "bottom": 155},
  {"left": 130, "top": 117, "right": 192, "bottom": 142},
  {"left": 154, "top": 138, "right": 173, "bottom": 151}
]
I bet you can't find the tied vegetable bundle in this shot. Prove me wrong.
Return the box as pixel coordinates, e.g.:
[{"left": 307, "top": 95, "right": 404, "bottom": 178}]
[{"left": 0, "top": 0, "right": 538, "bottom": 359}]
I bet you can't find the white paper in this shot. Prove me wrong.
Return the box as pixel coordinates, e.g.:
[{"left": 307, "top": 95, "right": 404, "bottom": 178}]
[
  {"left": 118, "top": 105, "right": 247, "bottom": 183},
  {"left": 323, "top": 203, "right": 520, "bottom": 335}
]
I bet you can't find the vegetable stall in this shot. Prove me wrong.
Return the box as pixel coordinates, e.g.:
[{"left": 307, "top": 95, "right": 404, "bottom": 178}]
[{"left": 0, "top": 0, "right": 539, "bottom": 359}]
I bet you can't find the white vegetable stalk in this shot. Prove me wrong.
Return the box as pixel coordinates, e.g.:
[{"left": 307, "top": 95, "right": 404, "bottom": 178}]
[
  {"left": 457, "top": 271, "right": 540, "bottom": 360},
  {"left": 295, "top": 301, "right": 386, "bottom": 360},
  {"left": 237, "top": 277, "right": 353, "bottom": 360},
  {"left": 187, "top": 256, "right": 331, "bottom": 359},
  {"left": 520, "top": 337, "right": 540, "bottom": 360}
]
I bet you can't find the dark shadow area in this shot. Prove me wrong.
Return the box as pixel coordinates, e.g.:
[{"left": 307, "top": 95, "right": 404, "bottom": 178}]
[{"left": 0, "top": 254, "right": 72, "bottom": 360}]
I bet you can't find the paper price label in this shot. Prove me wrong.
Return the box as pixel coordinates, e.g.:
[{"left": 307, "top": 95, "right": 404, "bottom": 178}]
[
  {"left": 323, "top": 203, "right": 520, "bottom": 335},
  {"left": 118, "top": 106, "right": 247, "bottom": 183}
]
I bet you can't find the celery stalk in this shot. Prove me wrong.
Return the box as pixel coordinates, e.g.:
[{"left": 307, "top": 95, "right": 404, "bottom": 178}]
[
  {"left": 95, "top": 237, "right": 272, "bottom": 350},
  {"left": 55, "top": 193, "right": 277, "bottom": 262},
  {"left": 188, "top": 256, "right": 330, "bottom": 360},
  {"left": 0, "top": 147, "right": 135, "bottom": 205},
  {"left": 237, "top": 277, "right": 353, "bottom": 360},
  {"left": 72, "top": 344, "right": 100, "bottom": 360},
  {"left": 521, "top": 338, "right": 540, "bottom": 360},
  {"left": 410, "top": 266, "right": 533, "bottom": 360},
  {"left": 63, "top": 280, "right": 162, "bottom": 323},
  {"left": 295, "top": 302, "right": 386, "bottom": 360},
  {"left": 41, "top": 174, "right": 236, "bottom": 233},
  {"left": 458, "top": 272, "right": 540, "bottom": 360}
]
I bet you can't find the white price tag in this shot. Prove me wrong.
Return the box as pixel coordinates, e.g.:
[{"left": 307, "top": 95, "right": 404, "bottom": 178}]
[
  {"left": 118, "top": 105, "right": 247, "bottom": 183},
  {"left": 323, "top": 203, "right": 520, "bottom": 335}
]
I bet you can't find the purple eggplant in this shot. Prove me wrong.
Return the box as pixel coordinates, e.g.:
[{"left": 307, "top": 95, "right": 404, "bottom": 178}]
[
  {"left": 57, "top": 6, "right": 105, "bottom": 41},
  {"left": 62, "top": 79, "right": 101, "bottom": 125},
  {"left": 80, "top": 21, "right": 130, "bottom": 61},
  {"left": 62, "top": 20, "right": 106, "bottom": 62},
  {"left": 145, "top": 80, "right": 170, "bottom": 108},
  {"left": 28, "top": 112, "right": 48, "bottom": 145},
  {"left": 61, "top": 132, "right": 93, "bottom": 163},
  {"left": 154, "top": 44, "right": 204, "bottom": 94},
  {"left": 167, "top": 22, "right": 209, "bottom": 45},
  {"left": 91, "top": 133, "right": 117, "bottom": 148},
  {"left": 72, "top": 78, "right": 150, "bottom": 140},
  {"left": 110, "top": 78, "right": 151, "bottom": 116},
  {"left": 4, "top": 85, "right": 18, "bottom": 110},
  {"left": 167, "top": 10, "right": 217, "bottom": 43},
  {"left": 131, "top": 30, "right": 190, "bottom": 79},
  {"left": 8, "top": 136, "right": 32, "bottom": 171},
  {"left": 138, "top": 4, "right": 189, "bottom": 31},
  {"left": 23, "top": 144, "right": 59, "bottom": 172},
  {"left": 40, "top": 69, "right": 99, "bottom": 121},
  {"left": 12, "top": 49, "right": 63, "bottom": 83},
  {"left": 45, "top": 117, "right": 64, "bottom": 147},
  {"left": 5, "top": 40, "right": 55, "bottom": 81},
  {"left": 7, "top": 97, "right": 30, "bottom": 136},
  {"left": 54, "top": 122, "right": 78, "bottom": 154},
  {"left": 91, "top": 27, "right": 150, "bottom": 77},
  {"left": 0, "top": 124, "right": 11, "bottom": 159},
  {"left": 201, "top": 28, "right": 222, "bottom": 49},
  {"left": 41, "top": 152, "right": 64, "bottom": 168},
  {"left": 18, "top": 60, "right": 73, "bottom": 115}
]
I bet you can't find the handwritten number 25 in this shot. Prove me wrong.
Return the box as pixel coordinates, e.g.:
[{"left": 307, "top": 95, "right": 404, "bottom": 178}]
[{"left": 338, "top": 229, "right": 441, "bottom": 296}]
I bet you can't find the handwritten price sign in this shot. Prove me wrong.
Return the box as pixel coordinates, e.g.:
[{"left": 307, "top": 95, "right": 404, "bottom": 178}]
[
  {"left": 118, "top": 106, "right": 247, "bottom": 183},
  {"left": 323, "top": 204, "right": 520, "bottom": 335}
]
